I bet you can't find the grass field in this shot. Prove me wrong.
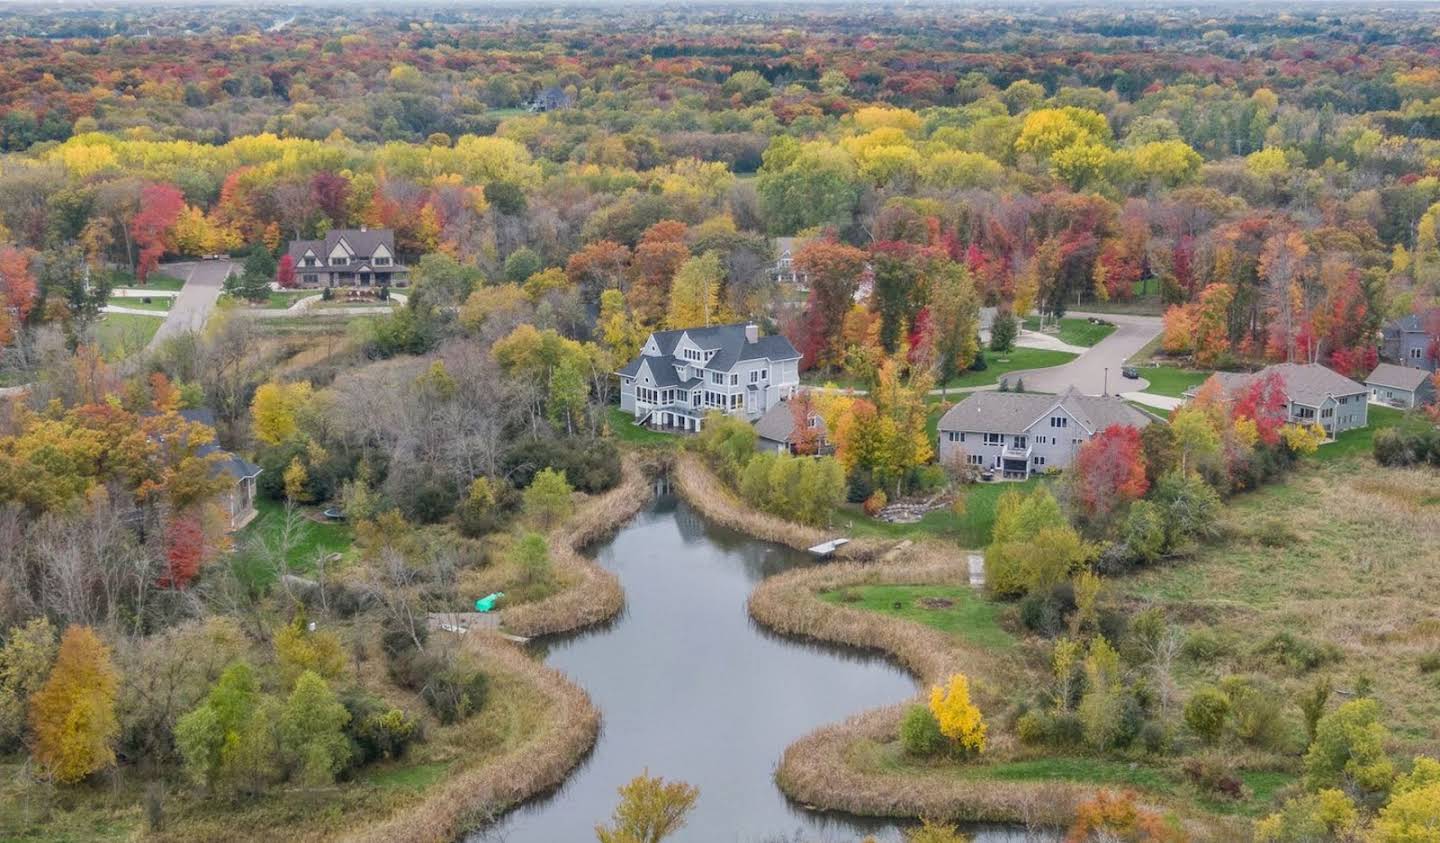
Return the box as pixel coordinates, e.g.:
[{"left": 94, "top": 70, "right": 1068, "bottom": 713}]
[
  {"left": 820, "top": 584, "right": 1015, "bottom": 649},
  {"left": 831, "top": 476, "right": 1045, "bottom": 547},
  {"left": 1022, "top": 316, "right": 1117, "bottom": 347},
  {"left": 1124, "top": 459, "right": 1440, "bottom": 756},
  {"left": 96, "top": 313, "right": 163, "bottom": 361},
  {"left": 230, "top": 497, "right": 354, "bottom": 589}
]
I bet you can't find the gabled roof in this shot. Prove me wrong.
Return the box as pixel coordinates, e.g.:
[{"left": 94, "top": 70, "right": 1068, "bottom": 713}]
[
  {"left": 1366, "top": 362, "right": 1432, "bottom": 391},
  {"left": 754, "top": 399, "right": 826, "bottom": 444},
  {"left": 630, "top": 323, "right": 800, "bottom": 373},
  {"left": 1207, "top": 362, "right": 1367, "bottom": 406},
  {"left": 938, "top": 387, "right": 1151, "bottom": 435},
  {"left": 177, "top": 409, "right": 261, "bottom": 481},
  {"left": 287, "top": 229, "right": 396, "bottom": 261}
]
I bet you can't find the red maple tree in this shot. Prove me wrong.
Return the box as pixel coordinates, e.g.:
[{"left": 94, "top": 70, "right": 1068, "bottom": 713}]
[
  {"left": 1070, "top": 424, "right": 1149, "bottom": 523},
  {"left": 130, "top": 183, "right": 185, "bottom": 283}
]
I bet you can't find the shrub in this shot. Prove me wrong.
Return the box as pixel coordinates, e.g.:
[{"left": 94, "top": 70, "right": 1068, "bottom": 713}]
[
  {"left": 1181, "top": 629, "right": 1231, "bottom": 664},
  {"left": 502, "top": 437, "right": 621, "bottom": 494},
  {"left": 1419, "top": 652, "right": 1440, "bottom": 675},
  {"left": 1222, "top": 676, "right": 1290, "bottom": 751},
  {"left": 1373, "top": 428, "right": 1413, "bottom": 467},
  {"left": 522, "top": 468, "right": 573, "bottom": 529},
  {"left": 1254, "top": 631, "right": 1342, "bottom": 673},
  {"left": 342, "top": 690, "right": 422, "bottom": 764},
  {"left": 899, "top": 704, "right": 946, "bottom": 757},
  {"left": 929, "top": 674, "right": 987, "bottom": 754},
  {"left": 1183, "top": 756, "right": 1245, "bottom": 800},
  {"left": 1184, "top": 686, "right": 1230, "bottom": 744},
  {"left": 456, "top": 476, "right": 516, "bottom": 538},
  {"left": 863, "top": 489, "right": 888, "bottom": 516},
  {"left": 1016, "top": 710, "right": 1051, "bottom": 746},
  {"left": 421, "top": 658, "right": 488, "bottom": 725},
  {"left": 846, "top": 467, "right": 875, "bottom": 503}
]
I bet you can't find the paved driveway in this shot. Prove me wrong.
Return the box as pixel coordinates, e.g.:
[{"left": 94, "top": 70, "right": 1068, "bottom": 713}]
[
  {"left": 149, "top": 260, "right": 233, "bottom": 348},
  {"left": 1004, "top": 311, "right": 1162, "bottom": 396}
]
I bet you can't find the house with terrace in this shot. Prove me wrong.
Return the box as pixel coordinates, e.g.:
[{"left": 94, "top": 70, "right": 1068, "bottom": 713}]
[
  {"left": 1381, "top": 311, "right": 1438, "bottom": 373},
  {"left": 1186, "top": 362, "right": 1369, "bottom": 438},
  {"left": 616, "top": 323, "right": 801, "bottom": 433},
  {"left": 1365, "top": 362, "right": 1435, "bottom": 409},
  {"left": 937, "top": 387, "right": 1153, "bottom": 479},
  {"left": 286, "top": 228, "right": 408, "bottom": 289}
]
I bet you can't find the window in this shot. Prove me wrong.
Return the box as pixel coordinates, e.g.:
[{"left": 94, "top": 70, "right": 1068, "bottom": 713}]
[
  {"left": 303, "top": 274, "right": 318, "bottom": 284},
  {"left": 967, "top": 454, "right": 984, "bottom": 465},
  {"left": 730, "top": 374, "right": 738, "bottom": 386},
  {"left": 730, "top": 393, "right": 742, "bottom": 409},
  {"left": 983, "top": 433, "right": 1004, "bottom": 446},
  {"left": 637, "top": 387, "right": 657, "bottom": 404},
  {"left": 1295, "top": 406, "right": 1315, "bottom": 419},
  {"left": 1032, "top": 456, "right": 1046, "bottom": 466},
  {"left": 945, "top": 431, "right": 961, "bottom": 443},
  {"left": 808, "top": 416, "right": 820, "bottom": 429},
  {"left": 1013, "top": 435, "right": 1028, "bottom": 449},
  {"left": 1050, "top": 416, "right": 1068, "bottom": 428},
  {"left": 1412, "top": 347, "right": 1424, "bottom": 359},
  {"left": 1321, "top": 407, "right": 1333, "bottom": 419},
  {"left": 750, "top": 370, "right": 761, "bottom": 383},
  {"left": 711, "top": 371, "right": 724, "bottom": 384},
  {"left": 373, "top": 256, "right": 390, "bottom": 266},
  {"left": 330, "top": 257, "right": 348, "bottom": 266}
]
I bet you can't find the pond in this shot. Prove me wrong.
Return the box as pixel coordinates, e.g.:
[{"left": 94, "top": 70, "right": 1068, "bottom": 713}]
[{"left": 476, "top": 488, "right": 1040, "bottom": 843}]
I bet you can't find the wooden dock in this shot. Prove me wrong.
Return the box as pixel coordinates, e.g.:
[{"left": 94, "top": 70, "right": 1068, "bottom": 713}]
[
  {"left": 807, "top": 538, "right": 850, "bottom": 558},
  {"left": 426, "top": 612, "right": 529, "bottom": 644}
]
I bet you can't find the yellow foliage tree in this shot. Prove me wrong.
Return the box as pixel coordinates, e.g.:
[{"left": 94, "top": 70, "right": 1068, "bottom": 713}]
[
  {"left": 283, "top": 457, "right": 311, "bottom": 503},
  {"left": 928, "top": 673, "right": 986, "bottom": 754},
  {"left": 250, "top": 380, "right": 314, "bottom": 446},
  {"left": 274, "top": 616, "right": 346, "bottom": 688},
  {"left": 28, "top": 626, "right": 120, "bottom": 784},
  {"left": 1280, "top": 422, "right": 1327, "bottom": 455}
]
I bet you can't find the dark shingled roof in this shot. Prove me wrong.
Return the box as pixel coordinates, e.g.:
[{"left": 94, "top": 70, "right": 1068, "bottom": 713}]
[
  {"left": 287, "top": 229, "right": 396, "bottom": 262},
  {"left": 617, "top": 323, "right": 800, "bottom": 377},
  {"left": 179, "top": 409, "right": 261, "bottom": 480},
  {"left": 1202, "top": 363, "right": 1366, "bottom": 407}
]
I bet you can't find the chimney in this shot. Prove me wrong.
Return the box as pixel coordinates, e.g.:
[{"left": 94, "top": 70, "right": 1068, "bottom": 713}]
[{"left": 744, "top": 323, "right": 758, "bottom": 343}]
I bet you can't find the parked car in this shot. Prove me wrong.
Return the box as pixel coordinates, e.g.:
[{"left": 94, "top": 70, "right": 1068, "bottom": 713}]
[{"left": 1122, "top": 366, "right": 1140, "bottom": 379}]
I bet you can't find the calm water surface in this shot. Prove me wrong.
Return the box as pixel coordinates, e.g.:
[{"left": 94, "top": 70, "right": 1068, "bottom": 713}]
[{"left": 476, "top": 489, "right": 1041, "bottom": 843}]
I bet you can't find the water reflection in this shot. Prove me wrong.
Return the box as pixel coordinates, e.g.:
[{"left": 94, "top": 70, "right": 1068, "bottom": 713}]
[{"left": 475, "top": 493, "right": 1046, "bottom": 843}]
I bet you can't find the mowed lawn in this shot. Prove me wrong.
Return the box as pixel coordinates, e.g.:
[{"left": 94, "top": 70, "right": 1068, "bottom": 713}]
[
  {"left": 231, "top": 497, "right": 354, "bottom": 588},
  {"left": 606, "top": 406, "right": 674, "bottom": 445},
  {"left": 1022, "top": 316, "right": 1117, "bottom": 347},
  {"left": 820, "top": 583, "right": 1015, "bottom": 649},
  {"left": 1136, "top": 366, "right": 1212, "bottom": 397},
  {"left": 1314, "top": 404, "right": 1435, "bottom": 461},
  {"left": 950, "top": 348, "right": 1076, "bottom": 388},
  {"left": 96, "top": 313, "right": 163, "bottom": 360},
  {"left": 831, "top": 476, "right": 1046, "bottom": 548}
]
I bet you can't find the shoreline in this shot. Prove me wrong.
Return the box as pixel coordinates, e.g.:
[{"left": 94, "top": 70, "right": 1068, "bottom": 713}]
[
  {"left": 672, "top": 451, "right": 1245, "bottom": 841},
  {"left": 338, "top": 632, "right": 600, "bottom": 843}
]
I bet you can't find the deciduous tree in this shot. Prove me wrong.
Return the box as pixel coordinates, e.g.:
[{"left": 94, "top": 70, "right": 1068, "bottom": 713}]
[{"left": 29, "top": 625, "right": 120, "bottom": 783}]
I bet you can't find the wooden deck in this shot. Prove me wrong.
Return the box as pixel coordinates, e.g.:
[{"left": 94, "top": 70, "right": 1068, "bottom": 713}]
[{"left": 426, "top": 612, "right": 529, "bottom": 643}]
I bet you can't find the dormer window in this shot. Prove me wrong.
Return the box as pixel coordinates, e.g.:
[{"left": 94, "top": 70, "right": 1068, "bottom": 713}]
[
  {"left": 373, "top": 256, "right": 390, "bottom": 266},
  {"left": 330, "top": 257, "right": 348, "bottom": 266}
]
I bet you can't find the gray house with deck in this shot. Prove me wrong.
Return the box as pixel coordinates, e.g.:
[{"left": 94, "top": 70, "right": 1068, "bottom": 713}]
[
  {"left": 937, "top": 387, "right": 1153, "bottom": 479},
  {"left": 1189, "top": 362, "right": 1369, "bottom": 438},
  {"left": 617, "top": 323, "right": 801, "bottom": 432}
]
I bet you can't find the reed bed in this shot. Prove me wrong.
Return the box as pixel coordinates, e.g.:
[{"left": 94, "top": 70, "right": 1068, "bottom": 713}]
[
  {"left": 337, "top": 632, "right": 599, "bottom": 843},
  {"left": 502, "top": 452, "right": 658, "bottom": 637},
  {"left": 671, "top": 451, "right": 890, "bottom": 558}
]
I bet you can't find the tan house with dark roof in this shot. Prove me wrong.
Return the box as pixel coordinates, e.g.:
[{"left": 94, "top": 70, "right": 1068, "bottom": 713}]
[{"left": 286, "top": 228, "right": 409, "bottom": 288}]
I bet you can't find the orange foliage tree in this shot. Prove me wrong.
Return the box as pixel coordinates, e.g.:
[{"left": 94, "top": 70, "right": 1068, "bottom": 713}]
[{"left": 28, "top": 626, "right": 120, "bottom": 784}]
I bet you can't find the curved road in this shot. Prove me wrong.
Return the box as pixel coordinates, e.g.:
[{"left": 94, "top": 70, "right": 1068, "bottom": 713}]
[{"left": 1005, "top": 311, "right": 1162, "bottom": 396}]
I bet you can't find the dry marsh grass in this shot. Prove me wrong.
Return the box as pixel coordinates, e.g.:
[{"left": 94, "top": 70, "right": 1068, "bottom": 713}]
[
  {"left": 501, "top": 452, "right": 658, "bottom": 638},
  {"left": 336, "top": 632, "right": 600, "bottom": 843}
]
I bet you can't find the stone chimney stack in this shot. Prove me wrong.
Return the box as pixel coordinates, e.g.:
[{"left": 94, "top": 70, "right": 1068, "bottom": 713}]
[{"left": 745, "top": 323, "right": 759, "bottom": 343}]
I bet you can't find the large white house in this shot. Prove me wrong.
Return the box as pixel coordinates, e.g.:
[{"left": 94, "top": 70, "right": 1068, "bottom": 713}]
[
  {"left": 937, "top": 387, "right": 1153, "bottom": 479},
  {"left": 616, "top": 323, "right": 801, "bottom": 432}
]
